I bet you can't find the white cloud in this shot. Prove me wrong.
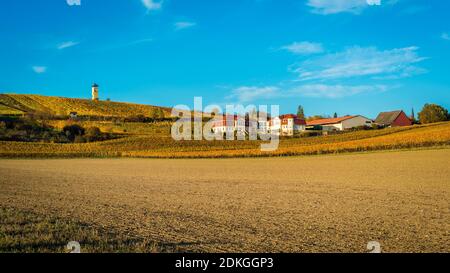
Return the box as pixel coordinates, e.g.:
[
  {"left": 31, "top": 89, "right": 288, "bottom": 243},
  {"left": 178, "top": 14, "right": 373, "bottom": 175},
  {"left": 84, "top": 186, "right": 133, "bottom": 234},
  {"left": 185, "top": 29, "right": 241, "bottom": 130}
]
[
  {"left": 141, "top": 0, "right": 163, "bottom": 11},
  {"left": 290, "top": 46, "right": 427, "bottom": 81},
  {"left": 32, "top": 66, "right": 47, "bottom": 74},
  {"left": 307, "top": 0, "right": 369, "bottom": 14},
  {"left": 281, "top": 41, "right": 324, "bottom": 55},
  {"left": 57, "top": 41, "right": 79, "bottom": 50},
  {"left": 289, "top": 84, "right": 389, "bottom": 98},
  {"left": 441, "top": 32, "right": 450, "bottom": 41},
  {"left": 66, "top": 0, "right": 81, "bottom": 6},
  {"left": 228, "top": 86, "right": 280, "bottom": 102},
  {"left": 306, "top": 0, "right": 391, "bottom": 15},
  {"left": 174, "top": 21, "right": 197, "bottom": 31}
]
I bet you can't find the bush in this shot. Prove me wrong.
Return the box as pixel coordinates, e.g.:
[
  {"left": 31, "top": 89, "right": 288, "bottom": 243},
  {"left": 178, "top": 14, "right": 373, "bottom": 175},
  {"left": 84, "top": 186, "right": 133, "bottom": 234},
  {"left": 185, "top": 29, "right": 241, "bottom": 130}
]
[
  {"left": 74, "top": 135, "right": 86, "bottom": 143},
  {"left": 63, "top": 124, "right": 85, "bottom": 142},
  {"left": 300, "top": 131, "right": 321, "bottom": 138},
  {"left": 85, "top": 127, "right": 102, "bottom": 142}
]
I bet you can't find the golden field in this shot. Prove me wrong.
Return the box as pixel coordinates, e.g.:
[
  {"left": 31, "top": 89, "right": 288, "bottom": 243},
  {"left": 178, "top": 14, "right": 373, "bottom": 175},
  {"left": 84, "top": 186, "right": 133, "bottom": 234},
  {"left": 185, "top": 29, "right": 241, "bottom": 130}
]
[
  {"left": 1, "top": 122, "right": 450, "bottom": 158},
  {"left": 1, "top": 149, "right": 449, "bottom": 253},
  {"left": 0, "top": 94, "right": 169, "bottom": 117}
]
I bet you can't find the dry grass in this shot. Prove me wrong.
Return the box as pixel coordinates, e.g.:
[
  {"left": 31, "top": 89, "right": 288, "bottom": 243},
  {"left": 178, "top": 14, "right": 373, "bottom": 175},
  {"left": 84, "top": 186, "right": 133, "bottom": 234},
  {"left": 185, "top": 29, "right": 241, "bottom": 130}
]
[
  {"left": 0, "top": 207, "right": 173, "bottom": 253},
  {"left": 0, "top": 94, "right": 169, "bottom": 117},
  {"left": 1, "top": 122, "right": 449, "bottom": 158},
  {"left": 1, "top": 149, "right": 449, "bottom": 253}
]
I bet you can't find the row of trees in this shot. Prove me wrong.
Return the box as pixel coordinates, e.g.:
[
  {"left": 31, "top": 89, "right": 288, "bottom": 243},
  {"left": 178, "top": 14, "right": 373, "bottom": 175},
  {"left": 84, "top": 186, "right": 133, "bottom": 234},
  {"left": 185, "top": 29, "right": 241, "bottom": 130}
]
[
  {"left": 0, "top": 117, "right": 115, "bottom": 143},
  {"left": 296, "top": 104, "right": 449, "bottom": 124}
]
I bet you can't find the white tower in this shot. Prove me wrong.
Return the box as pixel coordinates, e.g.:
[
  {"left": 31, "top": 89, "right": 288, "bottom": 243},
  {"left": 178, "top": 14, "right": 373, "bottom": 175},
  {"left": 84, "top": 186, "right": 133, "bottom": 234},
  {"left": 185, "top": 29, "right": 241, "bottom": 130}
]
[{"left": 92, "top": 83, "right": 99, "bottom": 101}]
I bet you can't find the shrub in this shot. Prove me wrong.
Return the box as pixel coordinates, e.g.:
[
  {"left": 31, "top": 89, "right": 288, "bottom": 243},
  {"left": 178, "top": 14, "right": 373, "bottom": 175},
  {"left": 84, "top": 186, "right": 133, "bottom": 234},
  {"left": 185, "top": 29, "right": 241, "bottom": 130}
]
[
  {"left": 300, "top": 131, "right": 321, "bottom": 138},
  {"left": 74, "top": 135, "right": 86, "bottom": 143},
  {"left": 63, "top": 124, "right": 85, "bottom": 142},
  {"left": 85, "top": 127, "right": 102, "bottom": 142}
]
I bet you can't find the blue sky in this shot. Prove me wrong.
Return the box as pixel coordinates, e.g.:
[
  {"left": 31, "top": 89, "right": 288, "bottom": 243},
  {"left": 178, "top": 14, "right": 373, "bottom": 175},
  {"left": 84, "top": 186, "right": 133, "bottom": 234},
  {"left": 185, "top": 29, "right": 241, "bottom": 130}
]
[{"left": 0, "top": 0, "right": 449, "bottom": 118}]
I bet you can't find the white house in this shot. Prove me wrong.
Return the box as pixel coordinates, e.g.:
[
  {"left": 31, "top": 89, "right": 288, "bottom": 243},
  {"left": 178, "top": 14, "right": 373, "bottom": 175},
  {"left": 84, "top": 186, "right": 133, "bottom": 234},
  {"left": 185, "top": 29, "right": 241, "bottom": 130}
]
[
  {"left": 306, "top": 115, "right": 373, "bottom": 131},
  {"left": 212, "top": 115, "right": 236, "bottom": 135},
  {"left": 280, "top": 114, "right": 307, "bottom": 136},
  {"left": 270, "top": 117, "right": 281, "bottom": 135},
  {"left": 258, "top": 120, "right": 270, "bottom": 134},
  {"left": 212, "top": 114, "right": 307, "bottom": 137}
]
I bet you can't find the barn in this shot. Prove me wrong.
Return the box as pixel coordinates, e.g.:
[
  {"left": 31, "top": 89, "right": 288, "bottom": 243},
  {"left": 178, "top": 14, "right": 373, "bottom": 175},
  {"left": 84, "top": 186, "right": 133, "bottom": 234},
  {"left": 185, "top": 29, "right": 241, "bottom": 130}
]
[
  {"left": 375, "top": 110, "right": 412, "bottom": 127},
  {"left": 306, "top": 115, "right": 373, "bottom": 131}
]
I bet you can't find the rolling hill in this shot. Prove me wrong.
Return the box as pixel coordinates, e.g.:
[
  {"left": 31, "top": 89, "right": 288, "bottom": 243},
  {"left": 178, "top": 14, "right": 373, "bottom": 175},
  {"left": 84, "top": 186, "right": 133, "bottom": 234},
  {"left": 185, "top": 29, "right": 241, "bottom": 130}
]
[{"left": 0, "top": 94, "right": 170, "bottom": 117}]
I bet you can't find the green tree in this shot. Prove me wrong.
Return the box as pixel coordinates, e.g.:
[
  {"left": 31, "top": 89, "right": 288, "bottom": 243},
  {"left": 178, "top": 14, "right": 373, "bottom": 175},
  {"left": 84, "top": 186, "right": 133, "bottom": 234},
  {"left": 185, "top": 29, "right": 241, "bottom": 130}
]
[
  {"left": 410, "top": 108, "right": 417, "bottom": 123},
  {"left": 297, "top": 105, "right": 305, "bottom": 119},
  {"left": 418, "top": 104, "right": 449, "bottom": 124},
  {"left": 333, "top": 112, "right": 338, "bottom": 118}
]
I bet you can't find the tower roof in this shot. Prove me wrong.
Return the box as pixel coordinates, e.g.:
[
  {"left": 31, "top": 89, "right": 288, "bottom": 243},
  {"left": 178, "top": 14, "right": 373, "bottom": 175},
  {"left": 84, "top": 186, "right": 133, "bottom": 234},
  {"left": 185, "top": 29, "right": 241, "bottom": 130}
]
[{"left": 92, "top": 83, "right": 99, "bottom": 88}]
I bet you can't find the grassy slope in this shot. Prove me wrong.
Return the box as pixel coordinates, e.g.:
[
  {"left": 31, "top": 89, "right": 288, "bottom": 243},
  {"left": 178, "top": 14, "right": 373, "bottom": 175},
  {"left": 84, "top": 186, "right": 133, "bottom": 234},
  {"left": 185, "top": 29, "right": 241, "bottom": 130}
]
[
  {"left": 0, "top": 94, "right": 170, "bottom": 117},
  {"left": 1, "top": 122, "right": 449, "bottom": 158},
  {"left": 0, "top": 104, "right": 23, "bottom": 115}
]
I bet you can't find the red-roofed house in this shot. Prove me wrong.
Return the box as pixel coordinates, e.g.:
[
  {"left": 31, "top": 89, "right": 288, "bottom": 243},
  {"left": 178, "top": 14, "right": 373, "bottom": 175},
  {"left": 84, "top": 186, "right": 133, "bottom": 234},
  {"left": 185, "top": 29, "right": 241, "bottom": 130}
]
[
  {"left": 212, "top": 115, "right": 238, "bottom": 135},
  {"left": 279, "top": 114, "right": 307, "bottom": 136},
  {"left": 306, "top": 115, "right": 373, "bottom": 131},
  {"left": 374, "top": 110, "right": 412, "bottom": 127}
]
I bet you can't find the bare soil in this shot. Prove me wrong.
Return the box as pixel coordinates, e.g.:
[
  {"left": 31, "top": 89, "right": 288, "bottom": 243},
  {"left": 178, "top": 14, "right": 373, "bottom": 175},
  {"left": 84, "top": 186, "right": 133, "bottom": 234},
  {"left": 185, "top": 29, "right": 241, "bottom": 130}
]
[{"left": 0, "top": 149, "right": 449, "bottom": 253}]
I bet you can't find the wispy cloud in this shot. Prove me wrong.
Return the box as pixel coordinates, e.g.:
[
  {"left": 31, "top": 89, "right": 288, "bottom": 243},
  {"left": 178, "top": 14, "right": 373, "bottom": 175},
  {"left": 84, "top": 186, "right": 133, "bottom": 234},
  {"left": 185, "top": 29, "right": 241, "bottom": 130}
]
[
  {"left": 126, "top": 38, "right": 154, "bottom": 46},
  {"left": 32, "top": 66, "right": 47, "bottom": 74},
  {"left": 174, "top": 21, "right": 197, "bottom": 31},
  {"left": 57, "top": 41, "right": 79, "bottom": 50},
  {"left": 141, "top": 0, "right": 163, "bottom": 11},
  {"left": 281, "top": 41, "right": 324, "bottom": 55},
  {"left": 441, "top": 32, "right": 450, "bottom": 41},
  {"left": 306, "top": 0, "right": 387, "bottom": 15},
  {"left": 289, "top": 84, "right": 389, "bottom": 98},
  {"left": 228, "top": 86, "right": 279, "bottom": 103},
  {"left": 66, "top": 0, "right": 81, "bottom": 6},
  {"left": 92, "top": 38, "right": 153, "bottom": 52},
  {"left": 228, "top": 84, "right": 390, "bottom": 102},
  {"left": 290, "top": 46, "right": 427, "bottom": 81}
]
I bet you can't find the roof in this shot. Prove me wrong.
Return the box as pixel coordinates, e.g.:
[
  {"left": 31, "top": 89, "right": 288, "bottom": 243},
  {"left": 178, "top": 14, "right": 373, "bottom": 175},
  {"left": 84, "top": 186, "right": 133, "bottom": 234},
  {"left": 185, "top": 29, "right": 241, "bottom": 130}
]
[
  {"left": 92, "top": 83, "right": 99, "bottom": 88},
  {"left": 374, "top": 111, "right": 403, "bottom": 125},
  {"left": 306, "top": 116, "right": 357, "bottom": 126},
  {"left": 294, "top": 119, "right": 306, "bottom": 125},
  {"left": 280, "top": 114, "right": 297, "bottom": 119},
  {"left": 279, "top": 114, "right": 307, "bottom": 125}
]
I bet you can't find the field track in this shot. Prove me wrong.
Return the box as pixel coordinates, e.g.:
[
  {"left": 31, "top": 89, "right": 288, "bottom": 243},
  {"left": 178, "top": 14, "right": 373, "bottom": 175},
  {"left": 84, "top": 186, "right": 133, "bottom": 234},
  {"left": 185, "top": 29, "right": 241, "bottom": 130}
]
[{"left": 1, "top": 149, "right": 449, "bottom": 252}]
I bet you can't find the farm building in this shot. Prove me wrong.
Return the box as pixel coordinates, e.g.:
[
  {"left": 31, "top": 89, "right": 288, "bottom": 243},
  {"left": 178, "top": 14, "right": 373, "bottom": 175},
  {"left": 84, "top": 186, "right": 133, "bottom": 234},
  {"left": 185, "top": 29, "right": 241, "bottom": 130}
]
[
  {"left": 269, "top": 117, "right": 281, "bottom": 135},
  {"left": 212, "top": 115, "right": 237, "bottom": 135},
  {"left": 306, "top": 115, "right": 373, "bottom": 131},
  {"left": 212, "top": 114, "right": 306, "bottom": 136},
  {"left": 375, "top": 110, "right": 412, "bottom": 127},
  {"left": 279, "top": 114, "right": 306, "bottom": 136},
  {"left": 69, "top": 112, "right": 78, "bottom": 119},
  {"left": 258, "top": 120, "right": 270, "bottom": 134}
]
